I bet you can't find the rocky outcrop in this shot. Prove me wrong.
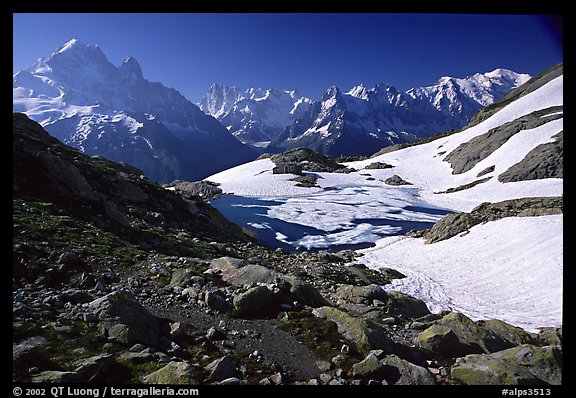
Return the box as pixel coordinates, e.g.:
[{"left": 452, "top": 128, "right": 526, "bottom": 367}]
[
  {"left": 445, "top": 106, "right": 563, "bottom": 174},
  {"left": 88, "top": 290, "right": 161, "bottom": 347},
  {"left": 451, "top": 344, "right": 562, "bottom": 385},
  {"left": 384, "top": 174, "right": 412, "bottom": 186},
  {"left": 498, "top": 131, "right": 563, "bottom": 182},
  {"left": 425, "top": 197, "right": 563, "bottom": 243},
  {"left": 270, "top": 147, "right": 350, "bottom": 173},
  {"left": 364, "top": 161, "right": 394, "bottom": 170},
  {"left": 163, "top": 180, "right": 223, "bottom": 201},
  {"left": 417, "top": 312, "right": 542, "bottom": 359}
]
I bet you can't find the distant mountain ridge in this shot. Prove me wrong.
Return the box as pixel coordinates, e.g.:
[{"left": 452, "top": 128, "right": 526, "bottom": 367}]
[
  {"left": 13, "top": 39, "right": 258, "bottom": 183},
  {"left": 201, "top": 69, "right": 530, "bottom": 156},
  {"left": 198, "top": 84, "right": 313, "bottom": 146}
]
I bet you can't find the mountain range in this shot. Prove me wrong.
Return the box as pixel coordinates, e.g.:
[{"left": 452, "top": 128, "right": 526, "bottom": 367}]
[
  {"left": 12, "top": 39, "right": 257, "bottom": 183},
  {"left": 13, "top": 38, "right": 531, "bottom": 183},
  {"left": 198, "top": 84, "right": 313, "bottom": 146},
  {"left": 201, "top": 70, "right": 530, "bottom": 157}
]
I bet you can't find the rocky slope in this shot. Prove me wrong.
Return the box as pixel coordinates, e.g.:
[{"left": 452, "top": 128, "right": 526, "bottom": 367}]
[
  {"left": 13, "top": 39, "right": 258, "bottom": 183},
  {"left": 13, "top": 113, "right": 561, "bottom": 385}
]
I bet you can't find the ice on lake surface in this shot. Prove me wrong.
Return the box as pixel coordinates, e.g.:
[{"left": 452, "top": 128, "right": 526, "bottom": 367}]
[{"left": 211, "top": 188, "right": 451, "bottom": 252}]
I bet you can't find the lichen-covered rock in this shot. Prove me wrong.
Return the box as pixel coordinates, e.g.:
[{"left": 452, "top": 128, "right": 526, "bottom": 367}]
[
  {"left": 417, "top": 324, "right": 474, "bottom": 358},
  {"left": 313, "top": 306, "right": 394, "bottom": 352},
  {"left": 380, "top": 354, "right": 436, "bottom": 385},
  {"left": 450, "top": 344, "right": 562, "bottom": 385},
  {"left": 477, "top": 319, "right": 537, "bottom": 349},
  {"left": 88, "top": 290, "right": 161, "bottom": 347},
  {"left": 417, "top": 312, "right": 517, "bottom": 357},
  {"left": 335, "top": 284, "right": 389, "bottom": 305},
  {"left": 143, "top": 361, "right": 200, "bottom": 384},
  {"left": 169, "top": 268, "right": 199, "bottom": 287},
  {"left": 352, "top": 352, "right": 435, "bottom": 385}
]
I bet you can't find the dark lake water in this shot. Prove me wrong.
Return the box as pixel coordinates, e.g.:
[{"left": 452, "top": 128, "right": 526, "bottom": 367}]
[{"left": 211, "top": 194, "right": 452, "bottom": 253}]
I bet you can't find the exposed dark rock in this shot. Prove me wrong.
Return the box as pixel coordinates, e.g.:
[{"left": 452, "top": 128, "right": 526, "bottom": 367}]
[
  {"left": 233, "top": 286, "right": 275, "bottom": 318},
  {"left": 270, "top": 147, "right": 349, "bottom": 173},
  {"left": 163, "top": 180, "right": 223, "bottom": 201},
  {"left": 435, "top": 177, "right": 492, "bottom": 194},
  {"left": 498, "top": 131, "right": 563, "bottom": 182},
  {"left": 205, "top": 356, "right": 240, "bottom": 382},
  {"left": 290, "top": 174, "right": 319, "bottom": 188},
  {"left": 88, "top": 290, "right": 161, "bottom": 348},
  {"left": 384, "top": 174, "right": 412, "bottom": 186},
  {"left": 450, "top": 344, "right": 562, "bottom": 385},
  {"left": 143, "top": 361, "right": 200, "bottom": 384},
  {"left": 313, "top": 306, "right": 395, "bottom": 353},
  {"left": 364, "top": 161, "right": 394, "bottom": 170},
  {"left": 445, "top": 106, "right": 563, "bottom": 174},
  {"left": 425, "top": 197, "right": 563, "bottom": 244}
]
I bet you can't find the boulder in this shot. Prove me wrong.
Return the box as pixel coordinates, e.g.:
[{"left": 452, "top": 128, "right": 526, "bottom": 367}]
[
  {"left": 73, "top": 353, "right": 119, "bottom": 382},
  {"left": 233, "top": 285, "right": 275, "bottom": 318},
  {"left": 380, "top": 354, "right": 436, "bottom": 385},
  {"left": 285, "top": 277, "right": 330, "bottom": 307},
  {"left": 313, "top": 306, "right": 395, "bottom": 352},
  {"left": 450, "top": 344, "right": 562, "bottom": 385},
  {"left": 477, "top": 319, "right": 537, "bottom": 349},
  {"left": 418, "top": 312, "right": 538, "bottom": 358},
  {"left": 143, "top": 361, "right": 200, "bottom": 384},
  {"left": 169, "top": 268, "right": 199, "bottom": 288},
  {"left": 210, "top": 257, "right": 280, "bottom": 287},
  {"left": 335, "top": 284, "right": 389, "bottom": 305},
  {"left": 205, "top": 356, "right": 240, "bottom": 382},
  {"left": 352, "top": 352, "right": 435, "bottom": 385},
  {"left": 384, "top": 174, "right": 412, "bottom": 186},
  {"left": 387, "top": 290, "right": 431, "bottom": 319},
  {"left": 88, "top": 290, "right": 161, "bottom": 348},
  {"left": 417, "top": 312, "right": 505, "bottom": 357},
  {"left": 32, "top": 371, "right": 81, "bottom": 383}
]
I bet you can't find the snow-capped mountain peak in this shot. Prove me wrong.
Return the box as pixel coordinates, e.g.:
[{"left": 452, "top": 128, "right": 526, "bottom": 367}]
[
  {"left": 13, "top": 39, "right": 257, "bottom": 183},
  {"left": 198, "top": 83, "right": 313, "bottom": 145}
]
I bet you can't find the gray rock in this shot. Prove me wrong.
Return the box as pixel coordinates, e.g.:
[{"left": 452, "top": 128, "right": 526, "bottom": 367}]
[
  {"left": 313, "top": 306, "right": 395, "bottom": 352},
  {"left": 285, "top": 277, "right": 330, "bottom": 307},
  {"left": 143, "top": 361, "right": 200, "bottom": 384},
  {"left": 32, "top": 371, "right": 81, "bottom": 383},
  {"left": 73, "top": 353, "right": 118, "bottom": 382},
  {"left": 205, "top": 290, "right": 230, "bottom": 312},
  {"left": 451, "top": 344, "right": 562, "bottom": 385},
  {"left": 380, "top": 354, "right": 435, "bottom": 385},
  {"left": 233, "top": 285, "right": 275, "bottom": 318},
  {"left": 205, "top": 356, "right": 239, "bottom": 382},
  {"left": 364, "top": 162, "right": 394, "bottom": 170},
  {"left": 387, "top": 290, "right": 431, "bottom": 319},
  {"left": 169, "top": 268, "right": 198, "bottom": 288},
  {"left": 210, "top": 257, "right": 280, "bottom": 287},
  {"left": 384, "top": 174, "right": 412, "bottom": 186},
  {"left": 88, "top": 290, "right": 161, "bottom": 348}
]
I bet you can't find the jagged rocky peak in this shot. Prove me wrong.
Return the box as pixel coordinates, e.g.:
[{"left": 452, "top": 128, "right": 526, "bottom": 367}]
[{"left": 13, "top": 39, "right": 258, "bottom": 183}]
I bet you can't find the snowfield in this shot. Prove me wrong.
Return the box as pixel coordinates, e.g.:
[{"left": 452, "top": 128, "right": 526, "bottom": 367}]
[{"left": 208, "top": 75, "right": 563, "bottom": 331}]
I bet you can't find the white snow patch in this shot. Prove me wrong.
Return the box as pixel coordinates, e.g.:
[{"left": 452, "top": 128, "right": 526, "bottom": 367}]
[{"left": 359, "top": 215, "right": 562, "bottom": 331}]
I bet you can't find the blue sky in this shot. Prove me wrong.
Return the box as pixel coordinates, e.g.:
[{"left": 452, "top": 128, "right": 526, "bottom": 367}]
[{"left": 13, "top": 13, "right": 563, "bottom": 102}]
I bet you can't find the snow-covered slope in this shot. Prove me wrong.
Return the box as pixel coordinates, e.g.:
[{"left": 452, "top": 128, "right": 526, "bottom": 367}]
[
  {"left": 268, "top": 69, "right": 531, "bottom": 157},
  {"left": 208, "top": 65, "right": 562, "bottom": 331},
  {"left": 13, "top": 39, "right": 257, "bottom": 183},
  {"left": 198, "top": 84, "right": 313, "bottom": 145}
]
